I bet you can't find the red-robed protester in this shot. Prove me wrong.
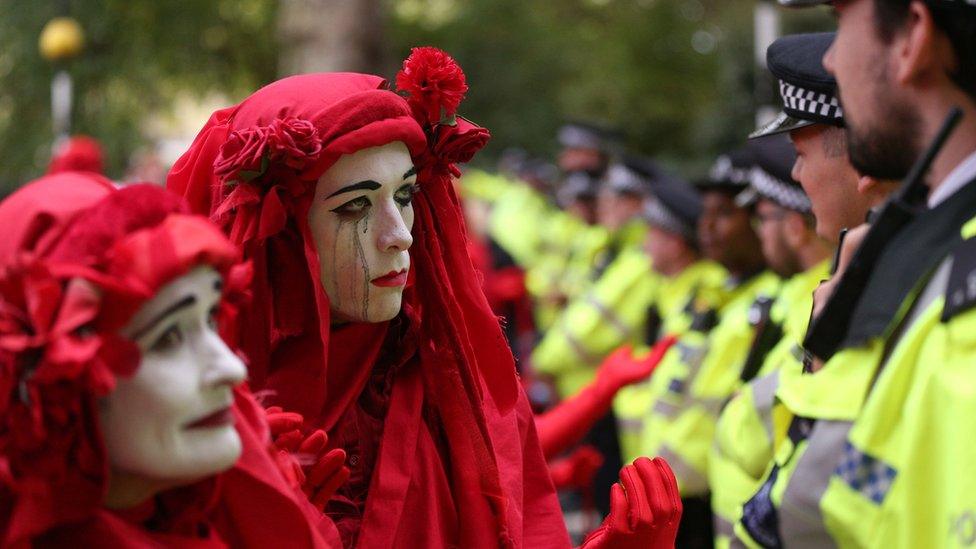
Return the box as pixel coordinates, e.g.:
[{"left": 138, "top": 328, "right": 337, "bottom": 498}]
[
  {"left": 167, "top": 47, "right": 680, "bottom": 548},
  {"left": 0, "top": 173, "right": 338, "bottom": 547}
]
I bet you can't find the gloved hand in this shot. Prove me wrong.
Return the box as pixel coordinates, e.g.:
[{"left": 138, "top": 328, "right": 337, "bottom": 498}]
[
  {"left": 265, "top": 406, "right": 350, "bottom": 512},
  {"left": 548, "top": 445, "right": 604, "bottom": 490},
  {"left": 595, "top": 335, "right": 678, "bottom": 394},
  {"left": 579, "top": 457, "right": 682, "bottom": 549}
]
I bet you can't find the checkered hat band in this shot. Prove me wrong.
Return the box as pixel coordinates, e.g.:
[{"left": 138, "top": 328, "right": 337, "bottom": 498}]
[
  {"left": 644, "top": 198, "right": 696, "bottom": 241},
  {"left": 606, "top": 164, "right": 649, "bottom": 195},
  {"left": 559, "top": 126, "right": 604, "bottom": 151},
  {"left": 709, "top": 156, "right": 751, "bottom": 186},
  {"left": 749, "top": 166, "right": 812, "bottom": 212},
  {"left": 780, "top": 80, "right": 843, "bottom": 124}
]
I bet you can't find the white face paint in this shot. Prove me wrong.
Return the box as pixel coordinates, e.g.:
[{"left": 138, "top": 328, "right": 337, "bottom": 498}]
[
  {"left": 308, "top": 141, "right": 417, "bottom": 324},
  {"left": 100, "top": 267, "right": 247, "bottom": 491}
]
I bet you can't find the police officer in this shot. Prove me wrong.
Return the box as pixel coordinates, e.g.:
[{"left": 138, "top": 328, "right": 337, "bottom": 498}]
[
  {"left": 534, "top": 156, "right": 667, "bottom": 516},
  {"left": 557, "top": 119, "right": 620, "bottom": 179},
  {"left": 706, "top": 32, "right": 853, "bottom": 547},
  {"left": 735, "top": 1, "right": 976, "bottom": 546},
  {"left": 709, "top": 138, "right": 833, "bottom": 548},
  {"left": 614, "top": 174, "right": 727, "bottom": 463},
  {"left": 638, "top": 148, "right": 779, "bottom": 548},
  {"left": 752, "top": 32, "right": 895, "bottom": 243}
]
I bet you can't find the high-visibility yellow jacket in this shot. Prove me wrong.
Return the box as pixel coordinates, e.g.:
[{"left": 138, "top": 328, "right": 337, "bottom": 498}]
[
  {"left": 461, "top": 168, "right": 514, "bottom": 204},
  {"left": 835, "top": 223, "right": 976, "bottom": 547},
  {"left": 639, "top": 271, "right": 781, "bottom": 497},
  {"left": 487, "top": 179, "right": 552, "bottom": 269},
  {"left": 532, "top": 244, "right": 659, "bottom": 399},
  {"left": 526, "top": 215, "right": 609, "bottom": 331},
  {"left": 708, "top": 261, "right": 828, "bottom": 546},
  {"left": 613, "top": 259, "right": 727, "bottom": 463},
  {"left": 735, "top": 204, "right": 976, "bottom": 547}
]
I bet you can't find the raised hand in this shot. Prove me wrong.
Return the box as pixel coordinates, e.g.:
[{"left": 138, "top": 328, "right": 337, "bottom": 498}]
[
  {"left": 595, "top": 335, "right": 678, "bottom": 392},
  {"left": 579, "top": 457, "right": 682, "bottom": 549},
  {"left": 264, "top": 406, "right": 350, "bottom": 512}
]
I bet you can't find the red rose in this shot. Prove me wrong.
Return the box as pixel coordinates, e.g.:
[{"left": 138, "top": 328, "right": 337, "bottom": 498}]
[
  {"left": 267, "top": 117, "right": 322, "bottom": 170},
  {"left": 396, "top": 47, "right": 469, "bottom": 125},
  {"left": 214, "top": 126, "right": 270, "bottom": 183},
  {"left": 213, "top": 117, "right": 323, "bottom": 185},
  {"left": 433, "top": 117, "right": 490, "bottom": 165}
]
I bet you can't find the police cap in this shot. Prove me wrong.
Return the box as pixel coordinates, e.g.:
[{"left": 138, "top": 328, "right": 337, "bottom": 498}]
[{"left": 751, "top": 32, "right": 842, "bottom": 139}]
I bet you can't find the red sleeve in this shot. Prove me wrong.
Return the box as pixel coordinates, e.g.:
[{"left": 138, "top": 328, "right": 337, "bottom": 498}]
[
  {"left": 534, "top": 381, "right": 615, "bottom": 460},
  {"left": 517, "top": 396, "right": 574, "bottom": 548}
]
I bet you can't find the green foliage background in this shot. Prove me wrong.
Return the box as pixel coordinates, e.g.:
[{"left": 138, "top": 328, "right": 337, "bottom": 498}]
[{"left": 0, "top": 0, "right": 831, "bottom": 192}]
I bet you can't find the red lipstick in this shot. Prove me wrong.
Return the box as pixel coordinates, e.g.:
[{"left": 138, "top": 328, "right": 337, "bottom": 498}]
[
  {"left": 187, "top": 407, "right": 235, "bottom": 429},
  {"left": 371, "top": 269, "right": 408, "bottom": 287}
]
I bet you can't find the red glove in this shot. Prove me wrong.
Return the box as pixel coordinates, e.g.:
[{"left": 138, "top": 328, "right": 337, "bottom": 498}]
[
  {"left": 579, "top": 457, "right": 682, "bottom": 549},
  {"left": 265, "top": 407, "right": 351, "bottom": 512},
  {"left": 595, "top": 335, "right": 678, "bottom": 393},
  {"left": 548, "top": 445, "right": 604, "bottom": 490}
]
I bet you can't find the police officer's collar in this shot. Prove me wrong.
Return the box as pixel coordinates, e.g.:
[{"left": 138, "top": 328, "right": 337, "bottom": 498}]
[
  {"left": 841, "top": 175, "right": 976, "bottom": 348},
  {"left": 751, "top": 32, "right": 843, "bottom": 139}
]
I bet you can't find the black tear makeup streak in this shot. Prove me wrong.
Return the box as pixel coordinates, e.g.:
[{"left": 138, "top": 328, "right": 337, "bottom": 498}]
[
  {"left": 332, "top": 219, "right": 344, "bottom": 312},
  {"left": 355, "top": 212, "right": 370, "bottom": 320}
]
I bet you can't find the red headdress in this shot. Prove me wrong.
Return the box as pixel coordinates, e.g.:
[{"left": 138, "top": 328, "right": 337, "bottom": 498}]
[
  {"left": 0, "top": 177, "right": 332, "bottom": 547},
  {"left": 47, "top": 136, "right": 106, "bottom": 176},
  {"left": 167, "top": 48, "right": 565, "bottom": 547}
]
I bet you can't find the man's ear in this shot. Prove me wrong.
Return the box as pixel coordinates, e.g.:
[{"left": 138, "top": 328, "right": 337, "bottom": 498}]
[
  {"left": 894, "top": 1, "right": 941, "bottom": 86},
  {"left": 784, "top": 211, "right": 810, "bottom": 250}
]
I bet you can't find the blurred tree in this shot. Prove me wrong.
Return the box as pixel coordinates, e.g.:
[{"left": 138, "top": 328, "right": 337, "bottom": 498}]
[
  {"left": 0, "top": 0, "right": 832, "bottom": 191},
  {"left": 278, "top": 0, "right": 384, "bottom": 75},
  {"left": 0, "top": 0, "right": 278, "bottom": 190},
  {"left": 388, "top": 0, "right": 831, "bottom": 176}
]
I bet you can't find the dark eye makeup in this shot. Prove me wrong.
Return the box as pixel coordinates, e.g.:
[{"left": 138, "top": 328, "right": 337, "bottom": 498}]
[{"left": 330, "top": 182, "right": 420, "bottom": 218}]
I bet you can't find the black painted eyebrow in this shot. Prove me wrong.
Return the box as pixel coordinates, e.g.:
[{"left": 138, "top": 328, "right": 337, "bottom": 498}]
[
  {"left": 131, "top": 295, "right": 197, "bottom": 340},
  {"left": 403, "top": 167, "right": 418, "bottom": 179},
  {"left": 326, "top": 180, "right": 381, "bottom": 199}
]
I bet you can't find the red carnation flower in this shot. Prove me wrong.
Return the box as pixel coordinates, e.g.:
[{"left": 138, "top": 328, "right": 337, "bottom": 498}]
[{"left": 396, "top": 46, "right": 469, "bottom": 126}]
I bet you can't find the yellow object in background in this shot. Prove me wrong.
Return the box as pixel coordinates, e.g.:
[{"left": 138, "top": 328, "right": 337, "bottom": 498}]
[{"left": 39, "top": 17, "right": 85, "bottom": 61}]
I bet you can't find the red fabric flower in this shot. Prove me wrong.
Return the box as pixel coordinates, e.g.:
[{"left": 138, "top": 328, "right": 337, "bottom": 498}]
[
  {"left": 432, "top": 117, "right": 490, "bottom": 165},
  {"left": 213, "top": 117, "right": 322, "bottom": 186},
  {"left": 396, "top": 47, "right": 469, "bottom": 125},
  {"left": 0, "top": 256, "right": 139, "bottom": 493}
]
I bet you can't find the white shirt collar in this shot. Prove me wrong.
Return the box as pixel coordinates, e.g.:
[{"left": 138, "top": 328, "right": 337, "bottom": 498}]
[{"left": 928, "top": 149, "right": 976, "bottom": 207}]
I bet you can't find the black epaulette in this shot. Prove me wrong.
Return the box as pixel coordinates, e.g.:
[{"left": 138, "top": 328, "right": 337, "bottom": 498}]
[
  {"left": 740, "top": 296, "right": 783, "bottom": 383},
  {"left": 942, "top": 234, "right": 976, "bottom": 322},
  {"left": 644, "top": 305, "right": 663, "bottom": 346},
  {"left": 690, "top": 308, "right": 718, "bottom": 332}
]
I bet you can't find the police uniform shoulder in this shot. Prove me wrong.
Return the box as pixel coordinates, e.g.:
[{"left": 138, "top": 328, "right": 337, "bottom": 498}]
[{"left": 941, "top": 218, "right": 976, "bottom": 322}]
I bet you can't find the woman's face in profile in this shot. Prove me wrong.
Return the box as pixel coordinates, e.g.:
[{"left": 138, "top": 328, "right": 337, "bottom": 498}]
[
  {"left": 308, "top": 141, "right": 418, "bottom": 324},
  {"left": 100, "top": 267, "right": 247, "bottom": 506}
]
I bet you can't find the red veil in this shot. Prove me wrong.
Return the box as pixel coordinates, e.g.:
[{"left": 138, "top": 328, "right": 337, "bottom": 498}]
[
  {"left": 0, "top": 175, "right": 334, "bottom": 548},
  {"left": 167, "top": 50, "right": 569, "bottom": 547}
]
